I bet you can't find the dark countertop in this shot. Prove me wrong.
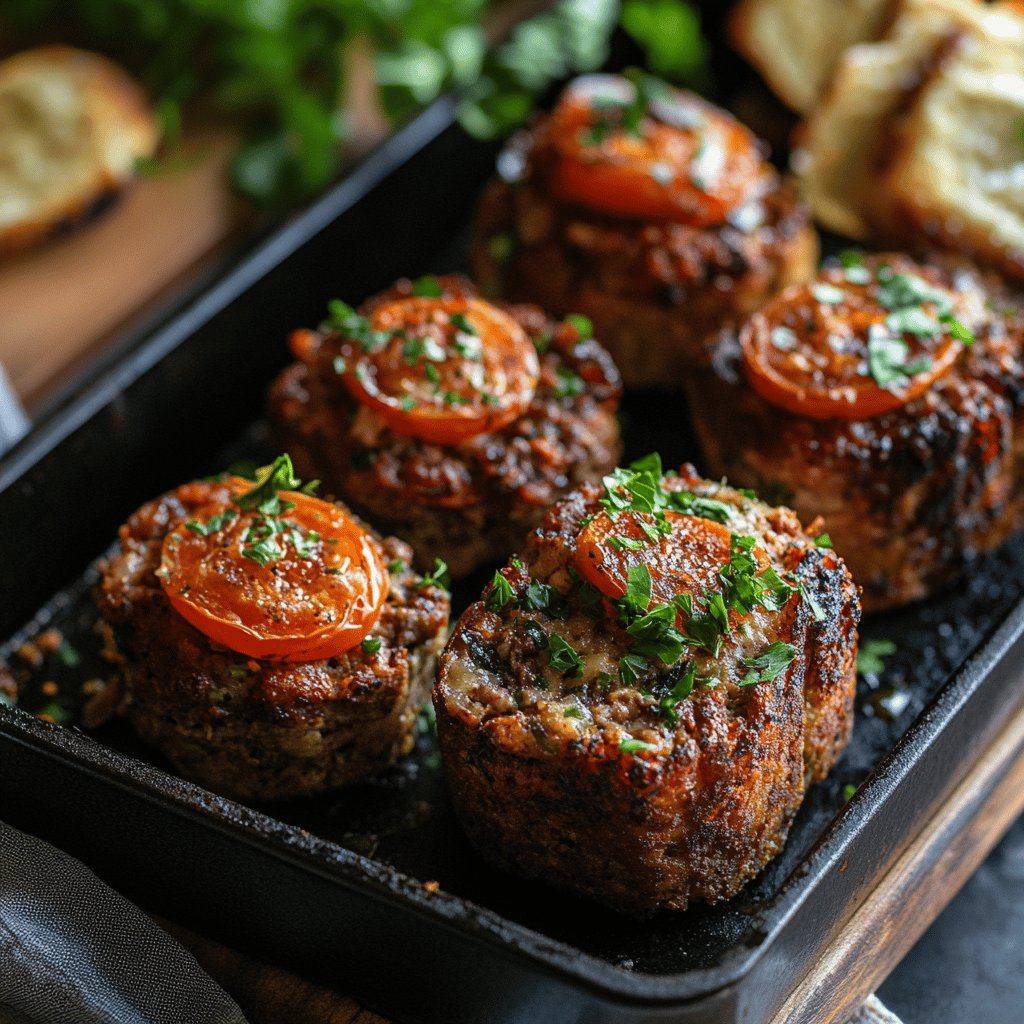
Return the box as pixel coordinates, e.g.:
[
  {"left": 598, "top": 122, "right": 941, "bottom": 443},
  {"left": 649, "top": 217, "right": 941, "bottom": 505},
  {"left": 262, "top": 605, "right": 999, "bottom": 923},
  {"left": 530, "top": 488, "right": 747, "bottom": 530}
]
[{"left": 880, "top": 812, "right": 1024, "bottom": 1024}]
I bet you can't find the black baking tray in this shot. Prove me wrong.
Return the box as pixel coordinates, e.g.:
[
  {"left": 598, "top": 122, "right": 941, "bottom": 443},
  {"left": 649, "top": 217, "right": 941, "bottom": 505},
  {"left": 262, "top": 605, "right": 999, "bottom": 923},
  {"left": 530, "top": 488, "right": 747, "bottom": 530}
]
[{"left": 4, "top": 62, "right": 1024, "bottom": 1024}]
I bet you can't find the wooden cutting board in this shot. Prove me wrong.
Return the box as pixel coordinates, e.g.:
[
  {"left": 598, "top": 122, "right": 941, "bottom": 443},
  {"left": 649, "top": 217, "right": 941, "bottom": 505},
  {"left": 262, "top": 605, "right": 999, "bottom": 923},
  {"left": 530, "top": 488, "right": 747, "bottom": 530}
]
[{"left": 0, "top": 131, "right": 244, "bottom": 413}]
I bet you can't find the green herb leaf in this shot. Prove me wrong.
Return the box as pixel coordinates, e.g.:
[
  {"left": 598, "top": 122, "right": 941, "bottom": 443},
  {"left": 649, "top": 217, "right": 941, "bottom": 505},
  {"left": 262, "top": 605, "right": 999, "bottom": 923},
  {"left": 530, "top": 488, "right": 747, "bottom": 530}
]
[
  {"left": 619, "top": 652, "right": 649, "bottom": 687},
  {"left": 856, "top": 638, "right": 896, "bottom": 676},
  {"left": 553, "top": 367, "right": 584, "bottom": 399},
  {"left": 411, "top": 275, "right": 443, "bottom": 297},
  {"left": 657, "top": 661, "right": 697, "bottom": 722},
  {"left": 619, "top": 736, "right": 655, "bottom": 753},
  {"left": 740, "top": 641, "right": 796, "bottom": 686},
  {"left": 420, "top": 558, "right": 450, "bottom": 590},
  {"left": 361, "top": 636, "right": 382, "bottom": 654},
  {"left": 564, "top": 313, "right": 593, "bottom": 338},
  {"left": 548, "top": 634, "right": 583, "bottom": 677},
  {"left": 485, "top": 570, "right": 515, "bottom": 612}
]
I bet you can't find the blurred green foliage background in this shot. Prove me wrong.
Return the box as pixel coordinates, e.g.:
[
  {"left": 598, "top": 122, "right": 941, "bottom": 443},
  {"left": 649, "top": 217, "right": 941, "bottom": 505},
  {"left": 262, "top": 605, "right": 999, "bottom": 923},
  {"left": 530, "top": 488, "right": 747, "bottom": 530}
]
[{"left": 2, "top": 0, "right": 706, "bottom": 207}]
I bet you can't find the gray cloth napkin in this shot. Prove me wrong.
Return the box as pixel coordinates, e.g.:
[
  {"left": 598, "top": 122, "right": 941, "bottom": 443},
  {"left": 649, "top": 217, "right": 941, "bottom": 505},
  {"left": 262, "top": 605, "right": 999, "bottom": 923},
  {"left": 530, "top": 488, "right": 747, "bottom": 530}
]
[
  {"left": 0, "top": 821, "right": 247, "bottom": 1024},
  {"left": 0, "top": 819, "right": 903, "bottom": 1024}
]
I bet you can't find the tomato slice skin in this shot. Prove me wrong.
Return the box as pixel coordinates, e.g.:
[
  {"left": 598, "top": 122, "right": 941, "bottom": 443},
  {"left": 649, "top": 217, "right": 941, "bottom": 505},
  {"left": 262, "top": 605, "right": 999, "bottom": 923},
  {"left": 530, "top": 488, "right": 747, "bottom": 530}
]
[
  {"left": 159, "top": 480, "right": 388, "bottom": 662},
  {"left": 741, "top": 269, "right": 966, "bottom": 421},
  {"left": 575, "top": 509, "right": 738, "bottom": 606},
  {"left": 545, "top": 74, "right": 766, "bottom": 226},
  {"left": 340, "top": 296, "right": 540, "bottom": 445}
]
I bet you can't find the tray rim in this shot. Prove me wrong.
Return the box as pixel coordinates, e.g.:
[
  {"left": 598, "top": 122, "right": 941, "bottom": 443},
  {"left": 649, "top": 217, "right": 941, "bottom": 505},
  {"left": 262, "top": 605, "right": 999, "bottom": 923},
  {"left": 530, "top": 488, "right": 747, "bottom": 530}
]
[{"left": 2, "top": 83, "right": 1024, "bottom": 1014}]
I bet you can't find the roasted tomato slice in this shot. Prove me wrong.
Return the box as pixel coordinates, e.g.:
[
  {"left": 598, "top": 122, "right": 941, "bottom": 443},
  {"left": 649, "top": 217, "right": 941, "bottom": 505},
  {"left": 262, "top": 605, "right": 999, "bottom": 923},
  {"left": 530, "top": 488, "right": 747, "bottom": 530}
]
[
  {"left": 740, "top": 264, "right": 974, "bottom": 421},
  {"left": 158, "top": 478, "right": 388, "bottom": 662},
  {"left": 339, "top": 295, "right": 540, "bottom": 445},
  {"left": 575, "top": 509, "right": 742, "bottom": 605},
  {"left": 545, "top": 74, "right": 766, "bottom": 226}
]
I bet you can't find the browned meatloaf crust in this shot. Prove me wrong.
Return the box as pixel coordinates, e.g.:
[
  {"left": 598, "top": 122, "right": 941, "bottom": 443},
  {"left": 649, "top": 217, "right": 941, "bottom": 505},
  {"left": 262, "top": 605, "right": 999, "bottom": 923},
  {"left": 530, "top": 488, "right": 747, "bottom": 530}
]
[
  {"left": 434, "top": 467, "right": 859, "bottom": 914},
  {"left": 472, "top": 118, "right": 817, "bottom": 388},
  {"left": 97, "top": 478, "right": 449, "bottom": 802},
  {"left": 686, "top": 256, "right": 1024, "bottom": 612},
  {"left": 269, "top": 275, "right": 623, "bottom": 578}
]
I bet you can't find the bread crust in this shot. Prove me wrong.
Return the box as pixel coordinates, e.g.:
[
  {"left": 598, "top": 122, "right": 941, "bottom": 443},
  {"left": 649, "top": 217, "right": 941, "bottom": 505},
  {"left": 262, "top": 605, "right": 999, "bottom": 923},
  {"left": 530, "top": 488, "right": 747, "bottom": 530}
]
[
  {"left": 876, "top": 9, "right": 1024, "bottom": 281},
  {"left": 730, "top": 0, "right": 900, "bottom": 113},
  {"left": 0, "top": 45, "right": 158, "bottom": 259},
  {"left": 97, "top": 478, "right": 449, "bottom": 801},
  {"left": 434, "top": 471, "right": 859, "bottom": 914},
  {"left": 793, "top": 0, "right": 1024, "bottom": 284}
]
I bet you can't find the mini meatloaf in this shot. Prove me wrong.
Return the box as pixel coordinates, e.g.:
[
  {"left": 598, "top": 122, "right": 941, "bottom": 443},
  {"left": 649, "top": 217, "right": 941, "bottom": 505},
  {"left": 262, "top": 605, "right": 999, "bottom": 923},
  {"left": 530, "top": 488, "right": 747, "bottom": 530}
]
[
  {"left": 434, "top": 457, "right": 859, "bottom": 915},
  {"left": 269, "top": 273, "right": 622, "bottom": 578},
  {"left": 97, "top": 457, "right": 449, "bottom": 801},
  {"left": 685, "top": 252, "right": 1024, "bottom": 612},
  {"left": 472, "top": 73, "right": 817, "bottom": 388}
]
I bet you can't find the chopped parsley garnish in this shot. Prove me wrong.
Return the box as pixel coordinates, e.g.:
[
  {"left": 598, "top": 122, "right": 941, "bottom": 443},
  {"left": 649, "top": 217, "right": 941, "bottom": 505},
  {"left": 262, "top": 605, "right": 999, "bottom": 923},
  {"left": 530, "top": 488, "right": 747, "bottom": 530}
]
[
  {"left": 740, "top": 641, "right": 796, "bottom": 686},
  {"left": 843, "top": 783, "right": 858, "bottom": 802},
  {"left": 449, "top": 312, "right": 478, "bottom": 336},
  {"left": 484, "top": 570, "right": 515, "bottom": 612},
  {"left": 185, "top": 455, "right": 327, "bottom": 568},
  {"left": 325, "top": 299, "right": 391, "bottom": 353},
  {"left": 36, "top": 701, "right": 69, "bottom": 724},
  {"left": 856, "top": 638, "right": 896, "bottom": 676},
  {"left": 609, "top": 535, "right": 647, "bottom": 551},
  {"left": 815, "top": 533, "right": 833, "bottom": 549},
  {"left": 838, "top": 249, "right": 872, "bottom": 285},
  {"left": 419, "top": 558, "right": 451, "bottom": 590},
  {"left": 520, "top": 619, "right": 549, "bottom": 651},
  {"left": 410, "top": 275, "right": 444, "bottom": 297},
  {"left": 563, "top": 706, "right": 585, "bottom": 719},
  {"left": 487, "top": 233, "right": 515, "bottom": 265},
  {"left": 619, "top": 564, "right": 653, "bottom": 619},
  {"left": 361, "top": 636, "right": 382, "bottom": 654},
  {"left": 520, "top": 578, "right": 568, "bottom": 618},
  {"left": 618, "top": 652, "right": 649, "bottom": 687},
  {"left": 186, "top": 508, "right": 238, "bottom": 536},
  {"left": 234, "top": 454, "right": 317, "bottom": 512},
  {"left": 625, "top": 603, "right": 686, "bottom": 665},
  {"left": 548, "top": 634, "right": 583, "bottom": 677},
  {"left": 564, "top": 313, "right": 593, "bottom": 338},
  {"left": 619, "top": 736, "right": 655, "bottom": 753},
  {"left": 553, "top": 367, "right": 584, "bottom": 399},
  {"left": 388, "top": 559, "right": 406, "bottom": 574},
  {"left": 56, "top": 643, "right": 80, "bottom": 669},
  {"left": 867, "top": 334, "right": 932, "bottom": 390},
  {"left": 656, "top": 662, "right": 697, "bottom": 723},
  {"left": 670, "top": 490, "right": 733, "bottom": 524},
  {"left": 579, "top": 70, "right": 669, "bottom": 146}
]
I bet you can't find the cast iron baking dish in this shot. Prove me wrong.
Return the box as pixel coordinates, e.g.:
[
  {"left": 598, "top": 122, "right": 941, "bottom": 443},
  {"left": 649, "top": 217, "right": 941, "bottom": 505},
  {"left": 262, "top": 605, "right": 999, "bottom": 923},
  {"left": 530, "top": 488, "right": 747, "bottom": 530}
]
[{"left": 3, "top": 79, "right": 1024, "bottom": 1024}]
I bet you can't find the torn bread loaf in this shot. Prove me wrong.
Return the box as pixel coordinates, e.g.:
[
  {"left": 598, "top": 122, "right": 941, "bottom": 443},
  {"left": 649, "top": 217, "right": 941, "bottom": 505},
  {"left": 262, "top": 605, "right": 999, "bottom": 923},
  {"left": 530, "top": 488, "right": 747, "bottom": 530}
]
[
  {"left": 730, "top": 0, "right": 901, "bottom": 113},
  {"left": 793, "top": 0, "right": 1024, "bottom": 280},
  {"left": 0, "top": 46, "right": 159, "bottom": 259}
]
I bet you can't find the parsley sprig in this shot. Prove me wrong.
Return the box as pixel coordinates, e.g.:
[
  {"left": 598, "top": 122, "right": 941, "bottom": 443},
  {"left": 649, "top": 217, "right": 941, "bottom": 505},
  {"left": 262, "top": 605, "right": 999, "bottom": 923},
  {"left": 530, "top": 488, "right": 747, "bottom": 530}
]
[
  {"left": 185, "top": 454, "right": 324, "bottom": 568},
  {"left": 864, "top": 264, "right": 975, "bottom": 390}
]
